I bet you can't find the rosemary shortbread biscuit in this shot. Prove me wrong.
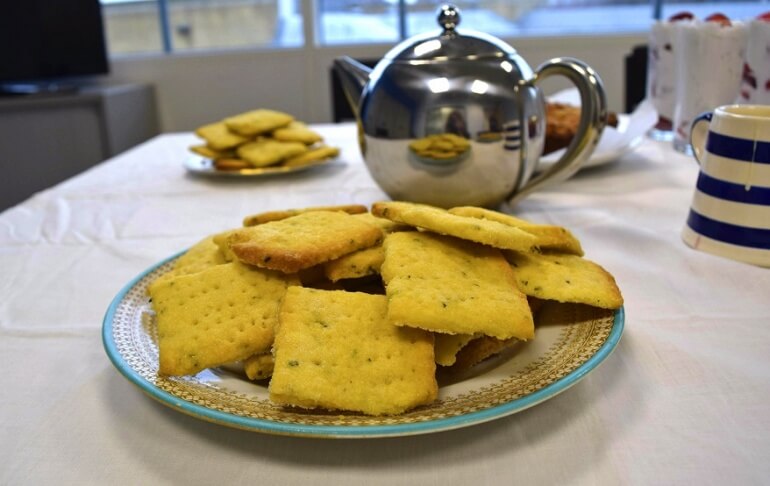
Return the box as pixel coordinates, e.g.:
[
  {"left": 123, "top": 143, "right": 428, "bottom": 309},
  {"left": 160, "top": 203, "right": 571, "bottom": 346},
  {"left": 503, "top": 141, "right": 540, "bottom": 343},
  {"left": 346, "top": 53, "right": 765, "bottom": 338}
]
[
  {"left": 324, "top": 245, "right": 385, "bottom": 282},
  {"left": 194, "top": 122, "right": 250, "bottom": 151},
  {"left": 227, "top": 211, "right": 383, "bottom": 273},
  {"left": 353, "top": 212, "right": 410, "bottom": 234},
  {"left": 381, "top": 231, "right": 535, "bottom": 340},
  {"left": 449, "top": 206, "right": 584, "bottom": 256},
  {"left": 211, "top": 229, "right": 242, "bottom": 262},
  {"left": 236, "top": 139, "right": 308, "bottom": 167},
  {"left": 449, "top": 336, "right": 520, "bottom": 371},
  {"left": 242, "top": 204, "right": 368, "bottom": 227},
  {"left": 243, "top": 353, "right": 275, "bottom": 380},
  {"left": 148, "top": 235, "right": 226, "bottom": 294},
  {"left": 506, "top": 251, "right": 624, "bottom": 309},
  {"left": 434, "top": 333, "right": 477, "bottom": 367},
  {"left": 189, "top": 144, "right": 236, "bottom": 160},
  {"left": 283, "top": 145, "right": 340, "bottom": 168},
  {"left": 322, "top": 212, "right": 408, "bottom": 281},
  {"left": 149, "top": 261, "right": 293, "bottom": 376},
  {"left": 372, "top": 201, "right": 537, "bottom": 253},
  {"left": 272, "top": 121, "right": 323, "bottom": 144},
  {"left": 223, "top": 109, "right": 294, "bottom": 137},
  {"left": 269, "top": 287, "right": 437, "bottom": 416}
]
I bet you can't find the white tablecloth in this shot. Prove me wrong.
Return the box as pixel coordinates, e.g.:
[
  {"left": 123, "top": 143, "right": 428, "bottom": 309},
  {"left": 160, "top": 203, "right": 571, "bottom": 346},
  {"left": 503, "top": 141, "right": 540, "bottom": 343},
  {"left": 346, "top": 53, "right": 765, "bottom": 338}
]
[{"left": 1, "top": 123, "right": 768, "bottom": 485}]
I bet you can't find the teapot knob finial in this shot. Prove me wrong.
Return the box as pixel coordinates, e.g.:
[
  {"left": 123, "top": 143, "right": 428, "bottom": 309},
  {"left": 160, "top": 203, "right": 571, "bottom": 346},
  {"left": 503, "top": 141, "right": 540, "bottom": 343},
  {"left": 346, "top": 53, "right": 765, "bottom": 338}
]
[{"left": 437, "top": 4, "right": 461, "bottom": 32}]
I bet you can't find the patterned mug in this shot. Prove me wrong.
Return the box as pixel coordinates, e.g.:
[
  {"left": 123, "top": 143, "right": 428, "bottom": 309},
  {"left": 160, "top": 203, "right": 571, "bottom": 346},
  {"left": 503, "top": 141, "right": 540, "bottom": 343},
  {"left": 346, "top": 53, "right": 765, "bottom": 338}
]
[{"left": 682, "top": 105, "right": 770, "bottom": 267}]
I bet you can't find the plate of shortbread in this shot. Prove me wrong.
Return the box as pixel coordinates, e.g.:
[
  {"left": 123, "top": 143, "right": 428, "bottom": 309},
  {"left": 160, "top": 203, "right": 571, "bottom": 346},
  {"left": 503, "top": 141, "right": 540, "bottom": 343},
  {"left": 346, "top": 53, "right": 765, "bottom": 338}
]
[
  {"left": 185, "top": 109, "right": 340, "bottom": 177},
  {"left": 103, "top": 202, "right": 625, "bottom": 438},
  {"left": 540, "top": 90, "right": 658, "bottom": 171}
]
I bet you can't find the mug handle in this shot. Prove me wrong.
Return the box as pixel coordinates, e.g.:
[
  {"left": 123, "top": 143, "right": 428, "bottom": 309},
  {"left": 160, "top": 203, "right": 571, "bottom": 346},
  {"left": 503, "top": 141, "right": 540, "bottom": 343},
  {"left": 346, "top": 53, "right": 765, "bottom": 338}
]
[
  {"left": 507, "top": 57, "right": 607, "bottom": 206},
  {"left": 690, "top": 111, "right": 713, "bottom": 165}
]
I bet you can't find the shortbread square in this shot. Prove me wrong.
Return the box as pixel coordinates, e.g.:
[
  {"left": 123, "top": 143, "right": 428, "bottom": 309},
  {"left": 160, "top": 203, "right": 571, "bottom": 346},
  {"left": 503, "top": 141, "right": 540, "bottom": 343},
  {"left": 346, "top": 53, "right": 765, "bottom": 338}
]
[
  {"left": 269, "top": 287, "right": 437, "bottom": 416},
  {"left": 243, "top": 353, "right": 275, "bottom": 380},
  {"left": 449, "top": 206, "right": 584, "bottom": 255},
  {"left": 434, "top": 333, "right": 476, "bottom": 366},
  {"left": 149, "top": 261, "right": 292, "bottom": 376},
  {"left": 227, "top": 211, "right": 383, "bottom": 273},
  {"left": 189, "top": 144, "right": 236, "bottom": 160},
  {"left": 282, "top": 145, "right": 339, "bottom": 168},
  {"left": 242, "top": 204, "right": 367, "bottom": 227},
  {"left": 381, "top": 231, "right": 534, "bottom": 340},
  {"left": 148, "top": 235, "right": 226, "bottom": 294},
  {"left": 194, "top": 122, "right": 250, "bottom": 151},
  {"left": 372, "top": 201, "right": 537, "bottom": 253},
  {"left": 223, "top": 109, "right": 294, "bottom": 136},
  {"left": 272, "top": 121, "right": 323, "bottom": 144},
  {"left": 236, "top": 139, "right": 308, "bottom": 167},
  {"left": 323, "top": 245, "right": 384, "bottom": 282},
  {"left": 505, "top": 251, "right": 624, "bottom": 309}
]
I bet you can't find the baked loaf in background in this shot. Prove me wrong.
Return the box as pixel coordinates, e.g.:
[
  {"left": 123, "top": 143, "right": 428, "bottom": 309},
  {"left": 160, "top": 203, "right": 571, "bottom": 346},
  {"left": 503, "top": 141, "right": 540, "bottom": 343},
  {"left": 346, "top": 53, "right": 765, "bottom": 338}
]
[{"left": 544, "top": 102, "right": 619, "bottom": 155}]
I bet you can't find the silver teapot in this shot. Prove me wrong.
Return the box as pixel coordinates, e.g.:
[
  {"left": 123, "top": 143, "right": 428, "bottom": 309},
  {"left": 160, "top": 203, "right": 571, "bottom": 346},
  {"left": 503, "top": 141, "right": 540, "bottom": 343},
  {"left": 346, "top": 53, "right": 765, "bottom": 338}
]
[{"left": 334, "top": 4, "right": 608, "bottom": 208}]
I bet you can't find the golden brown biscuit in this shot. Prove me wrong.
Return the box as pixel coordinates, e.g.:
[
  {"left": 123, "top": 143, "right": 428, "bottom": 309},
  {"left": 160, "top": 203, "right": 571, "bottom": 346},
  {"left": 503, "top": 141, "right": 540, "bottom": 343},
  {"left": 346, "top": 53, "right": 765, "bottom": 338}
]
[
  {"left": 147, "top": 235, "right": 226, "bottom": 294},
  {"left": 149, "top": 261, "right": 293, "bottom": 376},
  {"left": 506, "top": 251, "right": 624, "bottom": 309},
  {"left": 545, "top": 102, "right": 619, "bottom": 155},
  {"left": 381, "top": 231, "right": 535, "bottom": 340},
  {"left": 236, "top": 139, "right": 308, "bottom": 167},
  {"left": 282, "top": 145, "right": 339, "bottom": 168},
  {"left": 321, "top": 213, "right": 409, "bottom": 282},
  {"left": 448, "top": 206, "right": 583, "bottom": 256},
  {"left": 449, "top": 336, "right": 519, "bottom": 371},
  {"left": 223, "top": 109, "right": 294, "bottom": 137},
  {"left": 243, "top": 353, "right": 275, "bottom": 380},
  {"left": 194, "top": 122, "right": 250, "bottom": 151},
  {"left": 372, "top": 201, "right": 538, "bottom": 253},
  {"left": 323, "top": 245, "right": 385, "bottom": 282},
  {"left": 353, "top": 212, "right": 410, "bottom": 234},
  {"left": 227, "top": 211, "right": 383, "bottom": 273},
  {"left": 269, "top": 287, "right": 437, "bottom": 416},
  {"left": 434, "top": 333, "right": 477, "bottom": 367},
  {"left": 242, "top": 204, "right": 368, "bottom": 227},
  {"left": 189, "top": 144, "right": 236, "bottom": 160},
  {"left": 272, "top": 122, "right": 323, "bottom": 144}
]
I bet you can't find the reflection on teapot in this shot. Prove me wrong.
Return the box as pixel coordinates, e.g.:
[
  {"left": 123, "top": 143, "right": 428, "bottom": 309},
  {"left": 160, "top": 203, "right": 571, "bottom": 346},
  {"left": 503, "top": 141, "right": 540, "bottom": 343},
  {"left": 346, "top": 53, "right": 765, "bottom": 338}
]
[{"left": 334, "top": 4, "right": 608, "bottom": 208}]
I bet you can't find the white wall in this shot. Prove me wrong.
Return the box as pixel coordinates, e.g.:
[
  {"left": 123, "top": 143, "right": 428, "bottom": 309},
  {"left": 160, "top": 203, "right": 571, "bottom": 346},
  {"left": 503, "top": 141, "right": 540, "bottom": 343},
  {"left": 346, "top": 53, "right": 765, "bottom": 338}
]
[{"left": 108, "top": 33, "right": 647, "bottom": 132}]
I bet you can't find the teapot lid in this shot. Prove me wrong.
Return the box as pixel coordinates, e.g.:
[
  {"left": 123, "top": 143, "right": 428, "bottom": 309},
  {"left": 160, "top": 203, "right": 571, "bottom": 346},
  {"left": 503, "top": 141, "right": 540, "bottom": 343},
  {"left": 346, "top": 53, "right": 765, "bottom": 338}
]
[{"left": 384, "top": 4, "right": 518, "bottom": 62}]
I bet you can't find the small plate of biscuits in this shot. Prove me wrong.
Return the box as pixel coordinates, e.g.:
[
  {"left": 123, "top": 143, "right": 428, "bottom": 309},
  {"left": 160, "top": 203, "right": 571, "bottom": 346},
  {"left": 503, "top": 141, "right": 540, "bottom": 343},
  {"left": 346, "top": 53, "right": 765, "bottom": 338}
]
[
  {"left": 185, "top": 109, "right": 340, "bottom": 177},
  {"left": 103, "top": 202, "right": 625, "bottom": 438},
  {"left": 540, "top": 90, "right": 658, "bottom": 171}
]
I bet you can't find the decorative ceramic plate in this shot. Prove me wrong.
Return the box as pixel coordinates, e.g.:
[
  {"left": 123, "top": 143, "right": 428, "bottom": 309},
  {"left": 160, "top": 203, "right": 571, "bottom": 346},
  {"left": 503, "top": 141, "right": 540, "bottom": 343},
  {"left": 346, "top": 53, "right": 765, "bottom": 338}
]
[
  {"left": 183, "top": 156, "right": 338, "bottom": 178},
  {"left": 103, "top": 254, "right": 624, "bottom": 438}
]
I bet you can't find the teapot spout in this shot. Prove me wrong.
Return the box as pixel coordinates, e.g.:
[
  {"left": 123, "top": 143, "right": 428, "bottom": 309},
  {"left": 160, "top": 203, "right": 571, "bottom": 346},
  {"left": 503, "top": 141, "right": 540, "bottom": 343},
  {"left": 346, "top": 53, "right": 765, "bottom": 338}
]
[{"left": 333, "top": 56, "right": 372, "bottom": 119}]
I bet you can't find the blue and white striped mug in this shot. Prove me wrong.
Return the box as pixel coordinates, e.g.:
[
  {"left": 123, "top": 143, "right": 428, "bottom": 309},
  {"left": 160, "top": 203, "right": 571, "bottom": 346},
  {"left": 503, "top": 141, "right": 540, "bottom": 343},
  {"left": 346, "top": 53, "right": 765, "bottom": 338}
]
[{"left": 683, "top": 105, "right": 770, "bottom": 267}]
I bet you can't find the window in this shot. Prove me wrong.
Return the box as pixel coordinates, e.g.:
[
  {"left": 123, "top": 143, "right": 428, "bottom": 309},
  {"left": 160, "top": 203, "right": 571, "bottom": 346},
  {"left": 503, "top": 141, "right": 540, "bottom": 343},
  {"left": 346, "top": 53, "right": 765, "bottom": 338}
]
[
  {"left": 101, "top": 0, "right": 304, "bottom": 54},
  {"left": 102, "top": 0, "right": 769, "bottom": 55},
  {"left": 316, "top": 0, "right": 400, "bottom": 45},
  {"left": 318, "top": 0, "right": 769, "bottom": 42}
]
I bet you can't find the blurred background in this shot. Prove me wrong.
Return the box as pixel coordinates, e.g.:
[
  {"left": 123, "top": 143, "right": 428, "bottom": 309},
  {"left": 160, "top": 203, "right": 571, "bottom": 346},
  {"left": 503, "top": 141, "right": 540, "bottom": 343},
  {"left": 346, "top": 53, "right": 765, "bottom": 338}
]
[
  {"left": 101, "top": 0, "right": 764, "bottom": 51},
  {"left": 96, "top": 0, "right": 766, "bottom": 131},
  {"left": 0, "top": 0, "right": 766, "bottom": 209}
]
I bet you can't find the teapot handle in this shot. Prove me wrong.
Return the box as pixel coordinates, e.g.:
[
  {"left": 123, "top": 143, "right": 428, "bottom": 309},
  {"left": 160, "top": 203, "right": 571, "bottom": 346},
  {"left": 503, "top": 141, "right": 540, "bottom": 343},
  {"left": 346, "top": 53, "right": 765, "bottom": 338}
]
[{"left": 507, "top": 57, "right": 607, "bottom": 206}]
